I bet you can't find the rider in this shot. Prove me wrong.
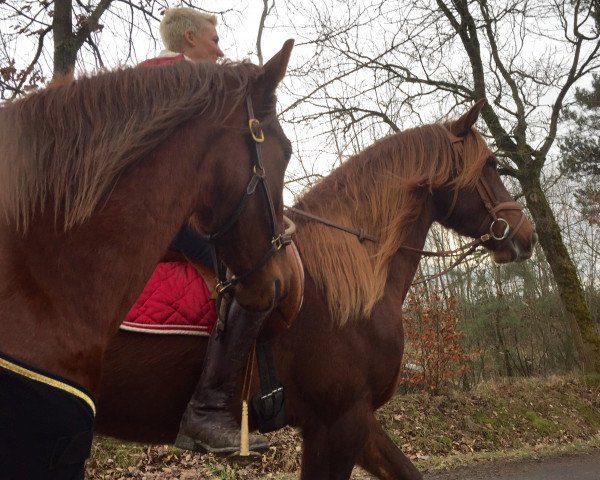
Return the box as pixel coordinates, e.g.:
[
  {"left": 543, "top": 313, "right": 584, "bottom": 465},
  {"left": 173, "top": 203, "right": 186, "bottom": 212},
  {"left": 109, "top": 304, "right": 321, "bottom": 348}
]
[
  {"left": 134, "top": 7, "right": 270, "bottom": 454},
  {"left": 139, "top": 7, "right": 223, "bottom": 66}
]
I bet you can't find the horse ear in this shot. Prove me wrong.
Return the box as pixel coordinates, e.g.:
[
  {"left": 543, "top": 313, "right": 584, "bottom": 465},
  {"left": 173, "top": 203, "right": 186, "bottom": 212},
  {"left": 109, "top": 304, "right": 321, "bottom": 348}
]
[
  {"left": 448, "top": 99, "right": 486, "bottom": 137},
  {"left": 261, "top": 39, "right": 294, "bottom": 90}
]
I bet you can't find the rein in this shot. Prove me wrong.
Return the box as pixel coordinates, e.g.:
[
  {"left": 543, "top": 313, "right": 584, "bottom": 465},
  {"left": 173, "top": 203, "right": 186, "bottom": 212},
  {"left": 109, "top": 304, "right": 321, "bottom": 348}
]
[
  {"left": 286, "top": 206, "right": 490, "bottom": 285},
  {"left": 200, "top": 95, "right": 293, "bottom": 325}
]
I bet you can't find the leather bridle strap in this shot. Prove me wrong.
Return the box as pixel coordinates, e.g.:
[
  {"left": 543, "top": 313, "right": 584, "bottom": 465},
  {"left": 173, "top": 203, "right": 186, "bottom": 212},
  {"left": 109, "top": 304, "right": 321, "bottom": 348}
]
[
  {"left": 475, "top": 175, "right": 525, "bottom": 242},
  {"left": 410, "top": 243, "right": 481, "bottom": 285},
  {"left": 286, "top": 206, "right": 377, "bottom": 243},
  {"left": 286, "top": 206, "right": 490, "bottom": 257},
  {"left": 202, "top": 97, "right": 278, "bottom": 244},
  {"left": 286, "top": 205, "right": 492, "bottom": 287},
  {"left": 200, "top": 95, "right": 292, "bottom": 321}
]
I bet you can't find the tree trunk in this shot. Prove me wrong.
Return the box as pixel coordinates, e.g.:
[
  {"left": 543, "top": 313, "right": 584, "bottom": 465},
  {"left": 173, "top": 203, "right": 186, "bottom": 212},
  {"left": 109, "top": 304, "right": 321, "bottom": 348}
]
[
  {"left": 522, "top": 173, "right": 600, "bottom": 374},
  {"left": 51, "top": 0, "right": 113, "bottom": 79},
  {"left": 52, "top": 0, "right": 78, "bottom": 77}
]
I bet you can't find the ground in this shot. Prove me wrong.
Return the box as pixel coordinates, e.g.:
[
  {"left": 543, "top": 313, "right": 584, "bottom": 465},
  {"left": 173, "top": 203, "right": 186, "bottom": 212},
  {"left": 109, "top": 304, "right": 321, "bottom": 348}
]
[
  {"left": 87, "top": 375, "right": 600, "bottom": 479},
  {"left": 424, "top": 448, "right": 600, "bottom": 480}
]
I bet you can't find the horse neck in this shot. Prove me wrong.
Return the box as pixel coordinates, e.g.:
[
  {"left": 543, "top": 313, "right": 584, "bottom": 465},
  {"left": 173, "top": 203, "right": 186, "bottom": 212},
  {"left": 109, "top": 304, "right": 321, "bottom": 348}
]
[
  {"left": 294, "top": 160, "right": 438, "bottom": 326},
  {"left": 385, "top": 200, "right": 436, "bottom": 303},
  {"left": 0, "top": 119, "right": 214, "bottom": 391}
]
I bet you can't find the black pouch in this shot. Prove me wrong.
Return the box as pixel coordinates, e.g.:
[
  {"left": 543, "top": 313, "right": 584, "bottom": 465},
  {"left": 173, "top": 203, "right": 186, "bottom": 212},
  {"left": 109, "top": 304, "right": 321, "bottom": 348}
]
[
  {"left": 250, "top": 342, "right": 286, "bottom": 433},
  {"left": 251, "top": 383, "right": 286, "bottom": 433}
]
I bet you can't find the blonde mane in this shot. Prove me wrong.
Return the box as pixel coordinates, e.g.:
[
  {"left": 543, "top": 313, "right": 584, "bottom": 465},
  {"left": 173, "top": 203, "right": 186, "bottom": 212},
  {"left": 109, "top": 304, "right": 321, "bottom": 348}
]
[
  {"left": 0, "top": 60, "right": 261, "bottom": 231},
  {"left": 291, "top": 123, "right": 491, "bottom": 325}
]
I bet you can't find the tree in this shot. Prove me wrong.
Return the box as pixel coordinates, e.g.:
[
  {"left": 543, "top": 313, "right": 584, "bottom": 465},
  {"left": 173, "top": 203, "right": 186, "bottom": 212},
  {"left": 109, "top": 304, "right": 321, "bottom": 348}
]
[
  {"left": 4, "top": 0, "right": 600, "bottom": 373},
  {"left": 560, "top": 74, "right": 600, "bottom": 223},
  {"left": 1, "top": 0, "right": 155, "bottom": 98},
  {"left": 282, "top": 0, "right": 600, "bottom": 372},
  {"left": 402, "top": 287, "right": 476, "bottom": 394}
]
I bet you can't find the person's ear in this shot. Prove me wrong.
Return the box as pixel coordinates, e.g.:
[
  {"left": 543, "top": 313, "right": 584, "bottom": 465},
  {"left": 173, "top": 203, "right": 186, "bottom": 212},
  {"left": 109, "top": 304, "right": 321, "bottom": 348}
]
[{"left": 184, "top": 30, "right": 196, "bottom": 47}]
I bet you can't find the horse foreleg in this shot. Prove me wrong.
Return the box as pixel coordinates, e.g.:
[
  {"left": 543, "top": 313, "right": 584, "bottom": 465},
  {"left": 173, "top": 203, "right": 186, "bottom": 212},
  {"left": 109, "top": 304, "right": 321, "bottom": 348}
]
[
  {"left": 357, "top": 415, "right": 423, "bottom": 480},
  {"left": 299, "top": 404, "right": 371, "bottom": 480}
]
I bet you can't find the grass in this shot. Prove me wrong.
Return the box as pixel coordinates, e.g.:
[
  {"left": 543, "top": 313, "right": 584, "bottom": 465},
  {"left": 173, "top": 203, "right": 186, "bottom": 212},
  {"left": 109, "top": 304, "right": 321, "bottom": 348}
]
[{"left": 524, "top": 411, "right": 559, "bottom": 435}]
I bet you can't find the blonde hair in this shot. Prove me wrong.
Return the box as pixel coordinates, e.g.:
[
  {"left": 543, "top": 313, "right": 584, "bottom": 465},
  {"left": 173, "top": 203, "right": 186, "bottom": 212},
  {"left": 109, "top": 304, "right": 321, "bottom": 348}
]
[{"left": 159, "top": 7, "right": 217, "bottom": 52}]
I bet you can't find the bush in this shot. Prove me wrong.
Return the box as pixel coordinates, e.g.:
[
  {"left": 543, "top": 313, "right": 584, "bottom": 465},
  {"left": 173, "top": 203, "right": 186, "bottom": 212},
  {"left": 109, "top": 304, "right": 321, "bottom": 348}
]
[{"left": 401, "top": 287, "right": 478, "bottom": 394}]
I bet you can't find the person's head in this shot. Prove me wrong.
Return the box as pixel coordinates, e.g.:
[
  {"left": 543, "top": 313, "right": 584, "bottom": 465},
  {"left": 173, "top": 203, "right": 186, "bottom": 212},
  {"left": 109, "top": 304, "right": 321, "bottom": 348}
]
[{"left": 159, "top": 7, "right": 224, "bottom": 63}]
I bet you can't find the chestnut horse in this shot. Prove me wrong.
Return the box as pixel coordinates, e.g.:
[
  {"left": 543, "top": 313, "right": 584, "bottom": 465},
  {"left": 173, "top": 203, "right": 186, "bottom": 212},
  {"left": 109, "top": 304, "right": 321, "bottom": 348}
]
[
  {"left": 0, "top": 42, "right": 295, "bottom": 478},
  {"left": 96, "top": 101, "right": 537, "bottom": 480}
]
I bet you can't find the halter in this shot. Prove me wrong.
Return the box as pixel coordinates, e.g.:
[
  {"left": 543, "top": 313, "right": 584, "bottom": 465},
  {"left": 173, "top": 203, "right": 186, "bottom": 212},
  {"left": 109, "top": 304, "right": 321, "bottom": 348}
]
[{"left": 200, "top": 95, "right": 293, "bottom": 323}]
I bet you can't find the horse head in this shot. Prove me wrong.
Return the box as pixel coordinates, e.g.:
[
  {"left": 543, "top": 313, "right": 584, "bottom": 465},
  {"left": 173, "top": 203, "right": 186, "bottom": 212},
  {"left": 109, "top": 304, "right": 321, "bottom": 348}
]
[
  {"left": 195, "top": 40, "right": 295, "bottom": 312},
  {"left": 434, "top": 100, "right": 538, "bottom": 263}
]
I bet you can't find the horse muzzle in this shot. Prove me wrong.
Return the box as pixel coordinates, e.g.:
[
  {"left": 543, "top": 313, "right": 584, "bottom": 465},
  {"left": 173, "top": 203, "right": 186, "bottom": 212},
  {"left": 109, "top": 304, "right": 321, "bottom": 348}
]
[
  {"left": 233, "top": 217, "right": 296, "bottom": 312},
  {"left": 490, "top": 230, "right": 538, "bottom": 264}
]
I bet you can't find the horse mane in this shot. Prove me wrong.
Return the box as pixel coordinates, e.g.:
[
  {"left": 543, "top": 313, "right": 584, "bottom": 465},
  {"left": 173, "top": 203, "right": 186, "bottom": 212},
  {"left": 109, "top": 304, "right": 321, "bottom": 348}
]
[
  {"left": 0, "top": 60, "right": 261, "bottom": 231},
  {"left": 292, "top": 123, "right": 491, "bottom": 326}
]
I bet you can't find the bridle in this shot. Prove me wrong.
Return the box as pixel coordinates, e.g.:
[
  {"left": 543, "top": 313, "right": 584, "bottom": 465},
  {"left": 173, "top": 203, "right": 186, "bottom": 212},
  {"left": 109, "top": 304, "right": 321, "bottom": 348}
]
[
  {"left": 199, "top": 95, "right": 293, "bottom": 318},
  {"left": 286, "top": 143, "right": 528, "bottom": 286},
  {"left": 408, "top": 156, "right": 528, "bottom": 284},
  {"left": 442, "top": 135, "right": 527, "bottom": 245},
  {"left": 474, "top": 172, "right": 526, "bottom": 243}
]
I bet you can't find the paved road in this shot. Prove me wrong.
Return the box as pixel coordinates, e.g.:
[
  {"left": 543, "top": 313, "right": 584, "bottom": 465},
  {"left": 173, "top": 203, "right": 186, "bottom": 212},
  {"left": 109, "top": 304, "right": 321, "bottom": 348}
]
[{"left": 425, "top": 450, "right": 600, "bottom": 480}]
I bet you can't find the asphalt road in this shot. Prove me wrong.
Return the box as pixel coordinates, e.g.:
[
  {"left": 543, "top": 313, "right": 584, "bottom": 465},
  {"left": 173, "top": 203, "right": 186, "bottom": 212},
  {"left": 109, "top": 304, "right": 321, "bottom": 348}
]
[{"left": 425, "top": 450, "right": 600, "bottom": 480}]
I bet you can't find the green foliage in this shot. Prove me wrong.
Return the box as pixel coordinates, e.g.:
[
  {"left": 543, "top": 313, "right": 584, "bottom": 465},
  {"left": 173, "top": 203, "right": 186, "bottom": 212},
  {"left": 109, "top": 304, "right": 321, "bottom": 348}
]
[
  {"left": 560, "top": 74, "right": 600, "bottom": 221},
  {"left": 577, "top": 405, "right": 600, "bottom": 430},
  {"left": 524, "top": 411, "right": 559, "bottom": 435},
  {"left": 404, "top": 247, "right": 591, "bottom": 385},
  {"left": 437, "top": 254, "right": 580, "bottom": 382},
  {"left": 561, "top": 75, "right": 600, "bottom": 176},
  {"left": 459, "top": 289, "right": 578, "bottom": 380}
]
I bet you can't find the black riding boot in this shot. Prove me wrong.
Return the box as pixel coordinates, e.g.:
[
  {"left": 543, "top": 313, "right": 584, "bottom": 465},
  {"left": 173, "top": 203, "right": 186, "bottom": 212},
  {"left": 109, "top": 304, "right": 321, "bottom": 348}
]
[{"left": 174, "top": 299, "right": 270, "bottom": 454}]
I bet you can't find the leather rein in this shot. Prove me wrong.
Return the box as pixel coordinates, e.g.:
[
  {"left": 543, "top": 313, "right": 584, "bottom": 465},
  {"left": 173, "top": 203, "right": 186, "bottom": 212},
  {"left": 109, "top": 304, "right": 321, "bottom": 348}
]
[
  {"left": 200, "top": 96, "right": 293, "bottom": 310},
  {"left": 286, "top": 151, "right": 527, "bottom": 286}
]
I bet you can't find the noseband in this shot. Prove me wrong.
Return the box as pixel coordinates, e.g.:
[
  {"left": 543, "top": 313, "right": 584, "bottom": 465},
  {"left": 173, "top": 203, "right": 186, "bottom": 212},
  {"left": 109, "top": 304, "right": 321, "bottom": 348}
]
[
  {"left": 200, "top": 96, "right": 292, "bottom": 314},
  {"left": 474, "top": 173, "right": 526, "bottom": 242}
]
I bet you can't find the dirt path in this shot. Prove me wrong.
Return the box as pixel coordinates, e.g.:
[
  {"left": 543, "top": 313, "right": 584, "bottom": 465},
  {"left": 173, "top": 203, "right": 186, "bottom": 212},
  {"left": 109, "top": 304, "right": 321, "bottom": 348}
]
[{"left": 424, "top": 450, "right": 600, "bottom": 480}]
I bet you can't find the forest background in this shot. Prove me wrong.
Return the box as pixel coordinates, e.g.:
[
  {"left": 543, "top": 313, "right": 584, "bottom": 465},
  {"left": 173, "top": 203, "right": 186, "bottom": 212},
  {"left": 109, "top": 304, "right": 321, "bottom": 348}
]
[{"left": 2, "top": 0, "right": 600, "bottom": 387}]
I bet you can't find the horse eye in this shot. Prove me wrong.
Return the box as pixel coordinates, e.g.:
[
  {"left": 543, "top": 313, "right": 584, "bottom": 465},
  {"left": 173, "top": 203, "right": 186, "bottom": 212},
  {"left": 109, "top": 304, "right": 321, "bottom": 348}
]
[{"left": 486, "top": 157, "right": 498, "bottom": 168}]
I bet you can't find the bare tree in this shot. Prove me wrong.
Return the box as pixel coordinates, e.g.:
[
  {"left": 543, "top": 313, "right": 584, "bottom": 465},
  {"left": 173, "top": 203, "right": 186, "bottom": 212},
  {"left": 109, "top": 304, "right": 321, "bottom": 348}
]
[
  {"left": 1, "top": 0, "right": 162, "bottom": 97},
  {"left": 283, "top": 0, "right": 600, "bottom": 372}
]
